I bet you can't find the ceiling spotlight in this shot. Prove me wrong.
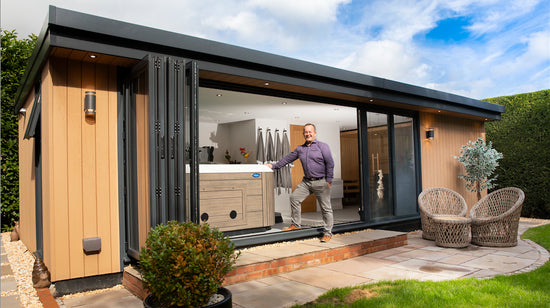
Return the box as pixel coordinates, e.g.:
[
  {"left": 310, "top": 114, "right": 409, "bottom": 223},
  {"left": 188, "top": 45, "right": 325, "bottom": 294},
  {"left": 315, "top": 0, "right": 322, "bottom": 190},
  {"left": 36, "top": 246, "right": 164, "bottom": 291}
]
[
  {"left": 89, "top": 54, "right": 97, "bottom": 59},
  {"left": 264, "top": 82, "right": 270, "bottom": 86},
  {"left": 281, "top": 102, "right": 288, "bottom": 105},
  {"left": 216, "top": 93, "right": 222, "bottom": 97}
]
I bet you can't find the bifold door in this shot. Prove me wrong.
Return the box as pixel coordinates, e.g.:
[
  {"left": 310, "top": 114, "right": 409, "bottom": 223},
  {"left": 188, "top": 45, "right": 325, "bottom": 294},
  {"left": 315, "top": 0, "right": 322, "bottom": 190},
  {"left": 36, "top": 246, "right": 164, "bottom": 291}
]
[{"left": 122, "top": 55, "right": 198, "bottom": 259}]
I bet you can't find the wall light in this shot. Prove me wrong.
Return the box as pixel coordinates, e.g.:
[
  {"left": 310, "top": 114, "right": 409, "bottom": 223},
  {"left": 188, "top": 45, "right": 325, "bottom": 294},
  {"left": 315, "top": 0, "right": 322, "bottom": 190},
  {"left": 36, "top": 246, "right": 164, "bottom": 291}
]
[
  {"left": 19, "top": 108, "right": 27, "bottom": 115},
  {"left": 84, "top": 91, "right": 96, "bottom": 118},
  {"left": 426, "top": 128, "right": 435, "bottom": 140}
]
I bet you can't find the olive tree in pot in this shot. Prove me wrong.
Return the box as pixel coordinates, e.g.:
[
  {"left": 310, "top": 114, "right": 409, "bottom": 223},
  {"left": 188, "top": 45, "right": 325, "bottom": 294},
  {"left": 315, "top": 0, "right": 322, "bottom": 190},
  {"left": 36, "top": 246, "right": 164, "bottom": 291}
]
[
  {"left": 455, "top": 138, "right": 503, "bottom": 201},
  {"left": 139, "top": 221, "right": 240, "bottom": 308}
]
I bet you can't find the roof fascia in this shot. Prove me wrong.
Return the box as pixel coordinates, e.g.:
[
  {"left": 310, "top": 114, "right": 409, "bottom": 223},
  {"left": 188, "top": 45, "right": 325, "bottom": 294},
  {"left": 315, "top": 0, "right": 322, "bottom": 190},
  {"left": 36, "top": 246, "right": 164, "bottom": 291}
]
[{"left": 15, "top": 5, "right": 504, "bottom": 118}]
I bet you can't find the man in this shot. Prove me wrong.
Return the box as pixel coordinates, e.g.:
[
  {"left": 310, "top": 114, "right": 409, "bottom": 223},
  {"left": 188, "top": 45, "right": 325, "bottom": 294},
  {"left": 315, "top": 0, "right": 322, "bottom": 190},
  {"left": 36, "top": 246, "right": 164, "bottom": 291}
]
[{"left": 266, "top": 123, "right": 335, "bottom": 242}]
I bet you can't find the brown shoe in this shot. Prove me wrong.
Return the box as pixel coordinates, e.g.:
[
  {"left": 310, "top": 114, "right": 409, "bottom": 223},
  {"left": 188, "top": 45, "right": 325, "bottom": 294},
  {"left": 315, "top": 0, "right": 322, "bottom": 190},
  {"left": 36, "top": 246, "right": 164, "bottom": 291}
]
[
  {"left": 320, "top": 235, "right": 332, "bottom": 242},
  {"left": 282, "top": 225, "right": 301, "bottom": 231}
]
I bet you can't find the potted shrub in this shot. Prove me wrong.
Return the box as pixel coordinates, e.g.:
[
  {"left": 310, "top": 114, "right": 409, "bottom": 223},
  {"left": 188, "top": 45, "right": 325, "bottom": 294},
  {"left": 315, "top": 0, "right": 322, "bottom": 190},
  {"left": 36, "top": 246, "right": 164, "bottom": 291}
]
[
  {"left": 455, "top": 138, "right": 503, "bottom": 201},
  {"left": 139, "top": 221, "right": 239, "bottom": 307}
]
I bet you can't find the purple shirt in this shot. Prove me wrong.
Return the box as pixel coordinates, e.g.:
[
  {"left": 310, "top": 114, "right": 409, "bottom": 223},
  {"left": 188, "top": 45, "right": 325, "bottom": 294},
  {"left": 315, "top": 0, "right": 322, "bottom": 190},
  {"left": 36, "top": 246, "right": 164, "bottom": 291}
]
[{"left": 272, "top": 140, "right": 334, "bottom": 183}]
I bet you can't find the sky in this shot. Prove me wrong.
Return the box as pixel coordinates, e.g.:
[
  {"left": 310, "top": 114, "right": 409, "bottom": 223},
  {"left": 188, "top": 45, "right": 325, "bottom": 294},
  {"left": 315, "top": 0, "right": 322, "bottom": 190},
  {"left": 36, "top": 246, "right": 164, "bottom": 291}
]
[{"left": 2, "top": 0, "right": 549, "bottom": 99}]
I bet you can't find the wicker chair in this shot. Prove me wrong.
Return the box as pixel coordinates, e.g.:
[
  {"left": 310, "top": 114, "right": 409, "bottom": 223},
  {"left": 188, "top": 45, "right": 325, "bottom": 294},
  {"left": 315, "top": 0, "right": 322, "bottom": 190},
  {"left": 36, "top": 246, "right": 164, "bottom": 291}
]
[
  {"left": 470, "top": 187, "right": 525, "bottom": 247},
  {"left": 418, "top": 187, "right": 468, "bottom": 240}
]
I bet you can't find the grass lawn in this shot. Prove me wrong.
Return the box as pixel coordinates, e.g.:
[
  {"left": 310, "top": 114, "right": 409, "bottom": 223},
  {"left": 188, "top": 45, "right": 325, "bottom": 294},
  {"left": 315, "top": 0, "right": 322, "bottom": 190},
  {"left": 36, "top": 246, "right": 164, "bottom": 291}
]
[{"left": 294, "top": 223, "right": 550, "bottom": 308}]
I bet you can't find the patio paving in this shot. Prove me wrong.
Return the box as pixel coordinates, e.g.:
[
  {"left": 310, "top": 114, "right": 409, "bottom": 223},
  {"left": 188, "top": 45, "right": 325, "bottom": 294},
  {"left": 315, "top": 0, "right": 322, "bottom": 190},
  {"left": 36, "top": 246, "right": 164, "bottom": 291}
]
[{"left": 1, "top": 218, "right": 548, "bottom": 308}]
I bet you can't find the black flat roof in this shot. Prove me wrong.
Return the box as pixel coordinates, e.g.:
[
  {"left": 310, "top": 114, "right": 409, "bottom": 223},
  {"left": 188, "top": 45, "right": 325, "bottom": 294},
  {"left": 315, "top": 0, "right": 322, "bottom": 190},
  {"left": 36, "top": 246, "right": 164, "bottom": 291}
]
[{"left": 14, "top": 6, "right": 504, "bottom": 119}]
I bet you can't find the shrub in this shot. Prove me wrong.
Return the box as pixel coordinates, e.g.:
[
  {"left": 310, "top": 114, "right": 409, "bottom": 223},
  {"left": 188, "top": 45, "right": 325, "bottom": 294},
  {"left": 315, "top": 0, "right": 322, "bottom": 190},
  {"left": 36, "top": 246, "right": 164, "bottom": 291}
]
[
  {"left": 1, "top": 30, "right": 37, "bottom": 231},
  {"left": 455, "top": 138, "right": 503, "bottom": 201},
  {"left": 485, "top": 90, "right": 550, "bottom": 218},
  {"left": 139, "top": 221, "right": 239, "bottom": 307}
]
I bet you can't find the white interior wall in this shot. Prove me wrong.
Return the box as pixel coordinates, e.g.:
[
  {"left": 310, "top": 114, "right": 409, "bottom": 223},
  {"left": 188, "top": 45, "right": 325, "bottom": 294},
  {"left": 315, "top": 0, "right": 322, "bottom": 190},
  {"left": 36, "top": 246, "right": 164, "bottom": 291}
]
[{"left": 198, "top": 115, "right": 345, "bottom": 218}]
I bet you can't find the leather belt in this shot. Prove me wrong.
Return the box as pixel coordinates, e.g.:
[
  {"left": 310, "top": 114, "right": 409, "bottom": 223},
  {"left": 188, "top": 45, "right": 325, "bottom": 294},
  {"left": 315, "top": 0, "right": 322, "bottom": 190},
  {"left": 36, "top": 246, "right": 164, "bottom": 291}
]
[{"left": 304, "top": 177, "right": 324, "bottom": 181}]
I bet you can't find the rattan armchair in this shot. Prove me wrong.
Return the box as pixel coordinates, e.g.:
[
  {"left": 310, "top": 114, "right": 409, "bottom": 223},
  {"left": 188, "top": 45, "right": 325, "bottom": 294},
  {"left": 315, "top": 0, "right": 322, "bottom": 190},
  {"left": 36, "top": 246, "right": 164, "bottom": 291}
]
[
  {"left": 418, "top": 187, "right": 468, "bottom": 240},
  {"left": 470, "top": 187, "right": 525, "bottom": 247}
]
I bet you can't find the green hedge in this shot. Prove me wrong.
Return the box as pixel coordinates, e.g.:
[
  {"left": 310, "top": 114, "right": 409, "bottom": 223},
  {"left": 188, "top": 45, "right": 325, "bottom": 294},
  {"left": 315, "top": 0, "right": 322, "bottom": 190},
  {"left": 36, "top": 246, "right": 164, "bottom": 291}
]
[
  {"left": 1, "top": 30, "right": 36, "bottom": 231},
  {"left": 484, "top": 90, "right": 550, "bottom": 218}
]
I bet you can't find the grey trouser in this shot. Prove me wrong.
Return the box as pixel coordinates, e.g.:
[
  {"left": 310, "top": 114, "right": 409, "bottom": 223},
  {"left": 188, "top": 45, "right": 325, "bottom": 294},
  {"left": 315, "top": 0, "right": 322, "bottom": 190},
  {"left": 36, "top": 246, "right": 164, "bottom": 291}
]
[{"left": 290, "top": 178, "right": 333, "bottom": 236}]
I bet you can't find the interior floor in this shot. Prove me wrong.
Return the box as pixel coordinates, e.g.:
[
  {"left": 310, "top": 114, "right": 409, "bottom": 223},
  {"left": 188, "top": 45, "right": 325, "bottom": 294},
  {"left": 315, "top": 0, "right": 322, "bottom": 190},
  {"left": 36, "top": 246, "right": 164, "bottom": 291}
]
[{"left": 229, "top": 204, "right": 361, "bottom": 239}]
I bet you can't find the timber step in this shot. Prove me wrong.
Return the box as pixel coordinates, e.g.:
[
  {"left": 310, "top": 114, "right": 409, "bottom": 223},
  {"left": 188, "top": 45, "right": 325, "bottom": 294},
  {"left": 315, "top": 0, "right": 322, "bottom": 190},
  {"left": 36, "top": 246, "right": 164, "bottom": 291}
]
[{"left": 123, "top": 229, "right": 407, "bottom": 300}]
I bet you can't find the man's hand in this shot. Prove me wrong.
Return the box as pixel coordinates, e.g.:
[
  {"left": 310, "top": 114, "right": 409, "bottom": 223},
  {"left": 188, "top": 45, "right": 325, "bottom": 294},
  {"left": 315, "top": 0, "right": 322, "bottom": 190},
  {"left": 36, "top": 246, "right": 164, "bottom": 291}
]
[
  {"left": 265, "top": 163, "right": 273, "bottom": 168},
  {"left": 327, "top": 182, "right": 331, "bottom": 188}
]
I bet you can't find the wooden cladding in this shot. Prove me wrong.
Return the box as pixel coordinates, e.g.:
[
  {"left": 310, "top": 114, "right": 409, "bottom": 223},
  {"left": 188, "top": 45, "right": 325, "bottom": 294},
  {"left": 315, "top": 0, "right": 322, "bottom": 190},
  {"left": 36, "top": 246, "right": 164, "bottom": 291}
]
[
  {"left": 420, "top": 112, "right": 485, "bottom": 211},
  {"left": 40, "top": 57, "right": 120, "bottom": 281},
  {"left": 18, "top": 87, "right": 38, "bottom": 253}
]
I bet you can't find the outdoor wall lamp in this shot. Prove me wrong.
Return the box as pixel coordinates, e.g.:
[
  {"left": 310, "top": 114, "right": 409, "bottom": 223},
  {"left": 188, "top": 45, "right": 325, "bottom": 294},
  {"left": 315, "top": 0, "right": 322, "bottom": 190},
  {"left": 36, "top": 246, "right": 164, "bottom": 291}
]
[
  {"left": 426, "top": 128, "right": 435, "bottom": 140},
  {"left": 84, "top": 91, "right": 96, "bottom": 118}
]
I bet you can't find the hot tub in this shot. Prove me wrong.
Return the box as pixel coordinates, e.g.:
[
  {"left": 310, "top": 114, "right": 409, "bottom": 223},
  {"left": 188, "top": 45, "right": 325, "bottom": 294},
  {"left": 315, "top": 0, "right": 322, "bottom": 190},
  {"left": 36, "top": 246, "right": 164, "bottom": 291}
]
[{"left": 198, "top": 164, "right": 275, "bottom": 231}]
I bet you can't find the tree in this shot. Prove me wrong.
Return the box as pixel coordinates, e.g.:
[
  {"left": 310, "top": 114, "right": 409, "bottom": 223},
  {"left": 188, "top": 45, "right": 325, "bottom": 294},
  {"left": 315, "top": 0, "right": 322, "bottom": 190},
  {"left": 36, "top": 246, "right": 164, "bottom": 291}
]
[
  {"left": 455, "top": 138, "right": 503, "bottom": 201},
  {"left": 1, "top": 29, "right": 37, "bottom": 231}
]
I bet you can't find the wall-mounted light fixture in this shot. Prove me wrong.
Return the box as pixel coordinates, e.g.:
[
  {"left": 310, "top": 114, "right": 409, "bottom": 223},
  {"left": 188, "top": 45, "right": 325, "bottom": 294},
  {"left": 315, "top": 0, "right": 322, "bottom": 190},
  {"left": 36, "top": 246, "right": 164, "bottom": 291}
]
[
  {"left": 19, "top": 108, "right": 27, "bottom": 115},
  {"left": 84, "top": 91, "right": 96, "bottom": 118},
  {"left": 426, "top": 128, "right": 435, "bottom": 140}
]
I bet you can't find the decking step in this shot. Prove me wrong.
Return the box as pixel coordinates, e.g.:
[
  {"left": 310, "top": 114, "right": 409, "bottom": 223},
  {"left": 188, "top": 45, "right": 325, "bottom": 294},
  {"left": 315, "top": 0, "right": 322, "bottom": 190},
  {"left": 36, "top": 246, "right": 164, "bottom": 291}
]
[{"left": 123, "top": 229, "right": 407, "bottom": 300}]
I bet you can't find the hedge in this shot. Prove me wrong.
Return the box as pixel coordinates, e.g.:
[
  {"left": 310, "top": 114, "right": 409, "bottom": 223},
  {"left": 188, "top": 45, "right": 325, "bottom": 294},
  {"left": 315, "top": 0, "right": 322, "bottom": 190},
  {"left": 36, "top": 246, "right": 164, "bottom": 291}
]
[{"left": 484, "top": 90, "right": 550, "bottom": 219}]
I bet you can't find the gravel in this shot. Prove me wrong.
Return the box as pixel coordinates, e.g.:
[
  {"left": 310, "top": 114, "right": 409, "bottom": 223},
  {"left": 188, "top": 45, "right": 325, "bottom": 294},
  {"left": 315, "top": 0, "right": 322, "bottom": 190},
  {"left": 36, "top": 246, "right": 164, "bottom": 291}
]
[{"left": 1, "top": 232, "right": 43, "bottom": 307}]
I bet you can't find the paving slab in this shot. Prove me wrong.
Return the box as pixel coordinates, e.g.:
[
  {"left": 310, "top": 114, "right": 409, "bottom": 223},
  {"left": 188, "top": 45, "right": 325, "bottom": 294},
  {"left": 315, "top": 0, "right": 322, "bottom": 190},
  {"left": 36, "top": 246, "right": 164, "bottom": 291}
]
[
  {"left": 1, "top": 295, "right": 21, "bottom": 308},
  {"left": 437, "top": 254, "right": 479, "bottom": 265},
  {"left": 460, "top": 254, "right": 534, "bottom": 273},
  {"left": 1, "top": 264, "right": 14, "bottom": 276},
  {"left": 279, "top": 267, "right": 372, "bottom": 289},
  {"left": 359, "top": 266, "right": 433, "bottom": 281},
  {"left": 318, "top": 255, "right": 396, "bottom": 274},
  {"left": 59, "top": 288, "right": 142, "bottom": 308},
  {"left": 229, "top": 280, "right": 326, "bottom": 308},
  {"left": 1, "top": 276, "right": 18, "bottom": 292}
]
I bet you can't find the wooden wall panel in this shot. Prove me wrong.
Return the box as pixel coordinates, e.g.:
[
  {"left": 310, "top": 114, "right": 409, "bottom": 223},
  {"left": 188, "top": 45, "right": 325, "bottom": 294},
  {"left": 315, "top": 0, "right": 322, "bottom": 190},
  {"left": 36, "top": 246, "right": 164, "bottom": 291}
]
[
  {"left": 67, "top": 59, "right": 85, "bottom": 278},
  {"left": 95, "top": 61, "right": 112, "bottom": 275},
  {"left": 81, "top": 60, "right": 99, "bottom": 277},
  {"left": 40, "top": 61, "right": 53, "bottom": 279},
  {"left": 340, "top": 130, "right": 359, "bottom": 182},
  {"left": 40, "top": 56, "right": 120, "bottom": 281},
  {"left": 108, "top": 65, "right": 120, "bottom": 269},
  {"left": 51, "top": 57, "right": 71, "bottom": 280},
  {"left": 18, "top": 87, "right": 37, "bottom": 252},
  {"left": 420, "top": 112, "right": 485, "bottom": 211}
]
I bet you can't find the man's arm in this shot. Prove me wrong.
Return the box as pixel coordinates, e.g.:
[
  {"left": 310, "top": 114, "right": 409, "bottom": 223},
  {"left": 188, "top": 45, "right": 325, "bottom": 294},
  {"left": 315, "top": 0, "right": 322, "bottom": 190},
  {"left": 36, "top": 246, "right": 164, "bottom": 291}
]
[
  {"left": 321, "top": 143, "right": 335, "bottom": 184},
  {"left": 267, "top": 148, "right": 299, "bottom": 169}
]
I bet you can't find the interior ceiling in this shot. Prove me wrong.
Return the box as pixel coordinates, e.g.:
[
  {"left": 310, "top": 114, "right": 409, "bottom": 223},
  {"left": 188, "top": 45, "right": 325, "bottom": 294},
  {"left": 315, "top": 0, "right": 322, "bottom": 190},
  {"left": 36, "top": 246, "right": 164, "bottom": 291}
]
[{"left": 199, "top": 87, "right": 359, "bottom": 130}]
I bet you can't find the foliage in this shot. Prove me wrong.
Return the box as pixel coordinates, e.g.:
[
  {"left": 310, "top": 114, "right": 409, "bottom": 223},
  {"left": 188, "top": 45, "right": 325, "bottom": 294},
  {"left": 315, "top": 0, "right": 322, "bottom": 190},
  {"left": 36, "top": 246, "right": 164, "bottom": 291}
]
[
  {"left": 1, "top": 29, "right": 37, "bottom": 231},
  {"left": 139, "top": 221, "right": 239, "bottom": 307},
  {"left": 454, "top": 138, "right": 503, "bottom": 200},
  {"left": 485, "top": 90, "right": 550, "bottom": 218},
  {"left": 295, "top": 223, "right": 550, "bottom": 308}
]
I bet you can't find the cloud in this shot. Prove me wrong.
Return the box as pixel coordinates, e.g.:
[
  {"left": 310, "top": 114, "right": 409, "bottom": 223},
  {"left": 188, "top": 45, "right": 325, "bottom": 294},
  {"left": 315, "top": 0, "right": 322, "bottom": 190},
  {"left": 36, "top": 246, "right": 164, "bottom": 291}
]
[
  {"left": 337, "top": 40, "right": 429, "bottom": 82},
  {"left": 466, "top": 0, "right": 540, "bottom": 36},
  {"left": 1, "top": 0, "right": 548, "bottom": 99}
]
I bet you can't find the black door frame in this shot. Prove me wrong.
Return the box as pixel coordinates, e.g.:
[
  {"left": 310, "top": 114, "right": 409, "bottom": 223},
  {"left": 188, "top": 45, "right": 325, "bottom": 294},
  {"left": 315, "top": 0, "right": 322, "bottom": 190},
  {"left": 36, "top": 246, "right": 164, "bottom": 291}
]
[{"left": 119, "top": 55, "right": 199, "bottom": 261}]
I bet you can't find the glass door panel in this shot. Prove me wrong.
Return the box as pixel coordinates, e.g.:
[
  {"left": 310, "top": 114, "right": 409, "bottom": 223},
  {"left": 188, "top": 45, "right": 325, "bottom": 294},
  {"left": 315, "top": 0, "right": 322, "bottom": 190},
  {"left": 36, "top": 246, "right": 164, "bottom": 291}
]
[
  {"left": 367, "top": 112, "right": 393, "bottom": 219},
  {"left": 393, "top": 115, "right": 417, "bottom": 216}
]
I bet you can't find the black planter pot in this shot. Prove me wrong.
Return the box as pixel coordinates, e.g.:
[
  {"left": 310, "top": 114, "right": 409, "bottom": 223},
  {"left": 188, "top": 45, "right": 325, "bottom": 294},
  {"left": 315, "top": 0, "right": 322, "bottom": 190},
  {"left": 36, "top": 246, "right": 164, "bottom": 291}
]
[{"left": 143, "top": 287, "right": 232, "bottom": 308}]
